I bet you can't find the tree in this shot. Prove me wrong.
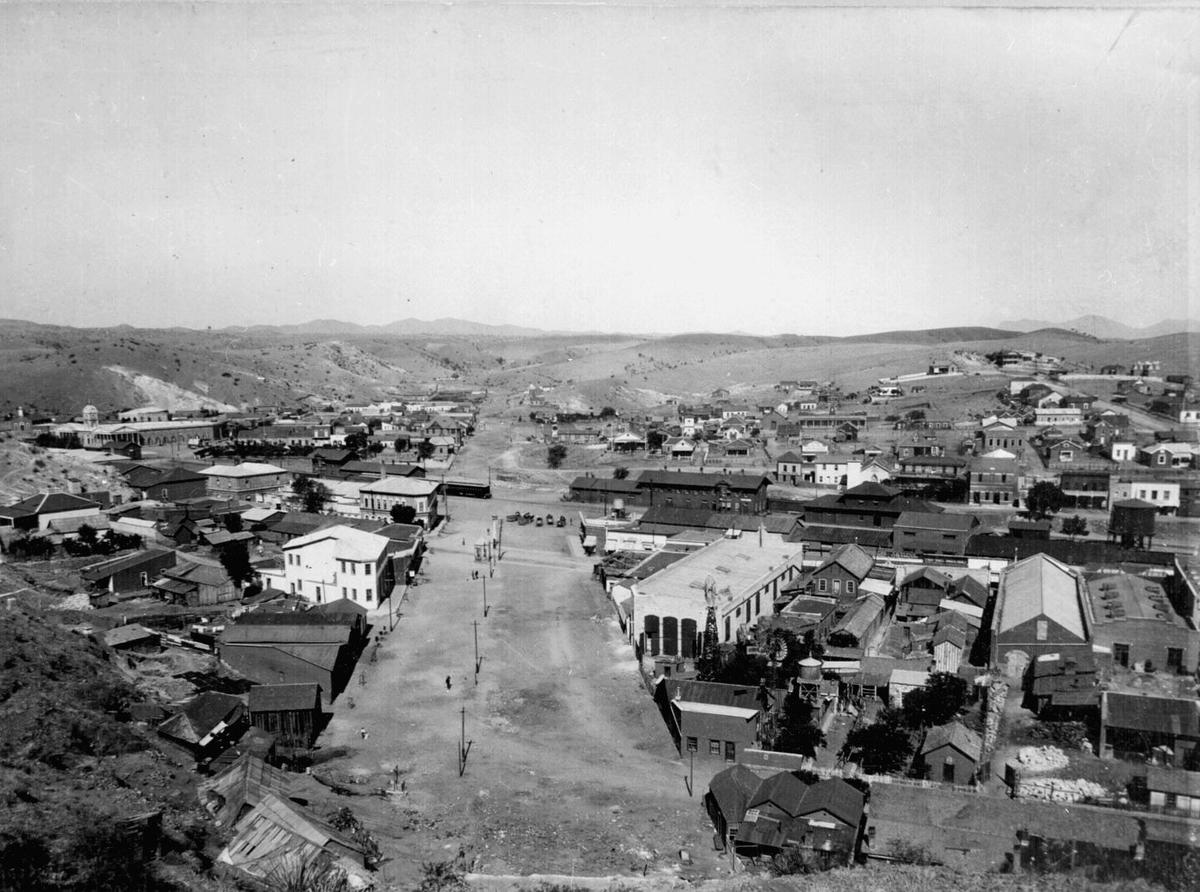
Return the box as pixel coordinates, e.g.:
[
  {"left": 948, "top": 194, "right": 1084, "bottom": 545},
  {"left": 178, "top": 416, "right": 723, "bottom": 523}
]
[
  {"left": 1061, "top": 514, "right": 1088, "bottom": 539},
  {"left": 612, "top": 466, "right": 629, "bottom": 480},
  {"left": 218, "top": 541, "right": 257, "bottom": 589},
  {"left": 76, "top": 523, "right": 99, "bottom": 549},
  {"left": 840, "top": 708, "right": 913, "bottom": 774},
  {"left": 416, "top": 440, "right": 435, "bottom": 463},
  {"left": 1025, "top": 481, "right": 1066, "bottom": 519},
  {"left": 646, "top": 429, "right": 666, "bottom": 453},
  {"left": 598, "top": 406, "right": 617, "bottom": 419},
  {"left": 390, "top": 504, "right": 417, "bottom": 525},
  {"left": 901, "top": 672, "right": 968, "bottom": 728},
  {"left": 299, "top": 480, "right": 331, "bottom": 514},
  {"left": 547, "top": 443, "right": 567, "bottom": 469},
  {"left": 775, "top": 691, "right": 827, "bottom": 757},
  {"left": 343, "top": 431, "right": 369, "bottom": 455}
]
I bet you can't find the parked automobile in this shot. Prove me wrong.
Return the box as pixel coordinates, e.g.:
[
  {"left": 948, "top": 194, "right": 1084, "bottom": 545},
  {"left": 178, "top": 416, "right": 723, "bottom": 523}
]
[
  {"left": 535, "top": 517, "right": 544, "bottom": 527},
  {"left": 556, "top": 515, "right": 566, "bottom": 527},
  {"left": 545, "top": 513, "right": 554, "bottom": 524},
  {"left": 506, "top": 512, "right": 521, "bottom": 522}
]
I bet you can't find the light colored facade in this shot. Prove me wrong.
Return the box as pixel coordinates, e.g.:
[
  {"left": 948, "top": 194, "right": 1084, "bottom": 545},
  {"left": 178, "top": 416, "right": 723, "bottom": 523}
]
[
  {"left": 628, "top": 538, "right": 803, "bottom": 660},
  {"left": 200, "top": 462, "right": 290, "bottom": 499},
  {"left": 282, "top": 525, "right": 401, "bottom": 607},
  {"left": 359, "top": 477, "right": 441, "bottom": 527},
  {"left": 1034, "top": 407, "right": 1084, "bottom": 427},
  {"left": 1108, "top": 478, "right": 1181, "bottom": 514}
]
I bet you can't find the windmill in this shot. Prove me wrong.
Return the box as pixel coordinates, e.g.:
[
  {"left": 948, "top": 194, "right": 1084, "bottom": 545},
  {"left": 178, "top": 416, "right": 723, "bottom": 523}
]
[{"left": 697, "top": 576, "right": 720, "bottom": 679}]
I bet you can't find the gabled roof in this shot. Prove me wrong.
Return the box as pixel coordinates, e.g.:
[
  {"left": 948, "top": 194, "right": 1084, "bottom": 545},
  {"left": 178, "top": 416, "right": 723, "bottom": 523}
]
[
  {"left": 248, "top": 683, "right": 322, "bottom": 712},
  {"left": 895, "top": 511, "right": 978, "bottom": 532},
  {"left": 158, "top": 691, "right": 244, "bottom": 745},
  {"left": 222, "top": 623, "right": 350, "bottom": 646},
  {"left": 1103, "top": 692, "right": 1200, "bottom": 738},
  {"left": 200, "top": 462, "right": 287, "bottom": 478},
  {"left": 776, "top": 451, "right": 803, "bottom": 463},
  {"left": 0, "top": 491, "right": 100, "bottom": 519},
  {"left": 793, "top": 778, "right": 866, "bottom": 827},
  {"left": 151, "top": 466, "right": 207, "bottom": 485},
  {"left": 664, "top": 679, "right": 769, "bottom": 712},
  {"left": 842, "top": 481, "right": 900, "bottom": 500},
  {"left": 816, "top": 544, "right": 874, "bottom": 580},
  {"left": 156, "top": 561, "right": 230, "bottom": 590},
  {"left": 948, "top": 575, "right": 990, "bottom": 608},
  {"left": 103, "top": 623, "right": 160, "bottom": 648},
  {"left": 748, "top": 771, "right": 809, "bottom": 817},
  {"left": 920, "top": 721, "right": 983, "bottom": 762},
  {"left": 283, "top": 524, "right": 391, "bottom": 562},
  {"left": 198, "top": 753, "right": 298, "bottom": 829},
  {"left": 996, "top": 554, "right": 1087, "bottom": 639},
  {"left": 80, "top": 547, "right": 175, "bottom": 582},
  {"left": 310, "top": 597, "right": 369, "bottom": 617},
  {"left": 216, "top": 792, "right": 366, "bottom": 881},
  {"left": 898, "top": 566, "right": 953, "bottom": 590}
]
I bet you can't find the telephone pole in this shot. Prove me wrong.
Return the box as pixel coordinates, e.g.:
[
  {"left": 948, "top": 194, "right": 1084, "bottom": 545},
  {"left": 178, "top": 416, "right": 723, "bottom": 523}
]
[
  {"left": 473, "top": 620, "right": 480, "bottom": 683},
  {"left": 482, "top": 577, "right": 488, "bottom": 617}
]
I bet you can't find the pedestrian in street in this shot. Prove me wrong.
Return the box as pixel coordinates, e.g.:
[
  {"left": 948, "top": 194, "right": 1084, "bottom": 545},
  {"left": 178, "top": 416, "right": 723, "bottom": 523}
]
[
  {"left": 445, "top": 675, "right": 452, "bottom": 691},
  {"left": 359, "top": 727, "right": 368, "bottom": 741}
]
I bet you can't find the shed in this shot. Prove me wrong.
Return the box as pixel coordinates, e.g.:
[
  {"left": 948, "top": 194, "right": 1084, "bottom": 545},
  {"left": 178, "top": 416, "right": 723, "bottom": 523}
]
[
  {"left": 917, "top": 721, "right": 983, "bottom": 785},
  {"left": 248, "top": 683, "right": 324, "bottom": 749}
]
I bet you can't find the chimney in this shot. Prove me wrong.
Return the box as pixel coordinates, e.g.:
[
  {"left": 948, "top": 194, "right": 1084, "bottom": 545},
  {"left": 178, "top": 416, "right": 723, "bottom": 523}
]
[{"left": 379, "top": 459, "right": 386, "bottom": 480}]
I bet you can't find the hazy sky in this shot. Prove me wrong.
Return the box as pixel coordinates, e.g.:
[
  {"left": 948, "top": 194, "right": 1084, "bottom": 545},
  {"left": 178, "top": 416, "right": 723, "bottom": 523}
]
[{"left": 1, "top": 3, "right": 1198, "bottom": 335}]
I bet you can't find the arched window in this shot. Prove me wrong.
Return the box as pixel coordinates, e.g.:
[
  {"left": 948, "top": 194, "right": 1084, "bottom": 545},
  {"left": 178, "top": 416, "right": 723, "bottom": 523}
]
[
  {"left": 681, "top": 618, "right": 698, "bottom": 659},
  {"left": 643, "top": 615, "right": 660, "bottom": 657},
  {"left": 662, "top": 616, "right": 678, "bottom": 656}
]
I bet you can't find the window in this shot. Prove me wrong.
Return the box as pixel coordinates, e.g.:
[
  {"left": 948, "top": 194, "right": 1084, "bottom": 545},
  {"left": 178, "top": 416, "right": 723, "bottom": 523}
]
[
  {"left": 342, "top": 587, "right": 347, "bottom": 597},
  {"left": 724, "top": 741, "right": 736, "bottom": 762},
  {"left": 1167, "top": 647, "right": 1183, "bottom": 673},
  {"left": 364, "top": 563, "right": 372, "bottom": 575},
  {"left": 139, "top": 572, "right": 149, "bottom": 586},
  {"left": 818, "top": 578, "right": 828, "bottom": 593},
  {"left": 724, "top": 617, "right": 731, "bottom": 641},
  {"left": 755, "top": 591, "right": 761, "bottom": 615},
  {"left": 1036, "top": 620, "right": 1048, "bottom": 641},
  {"left": 365, "top": 588, "right": 372, "bottom": 599},
  {"left": 709, "top": 740, "right": 721, "bottom": 756},
  {"left": 350, "top": 563, "right": 357, "bottom": 575},
  {"left": 1113, "top": 642, "right": 1130, "bottom": 668},
  {"left": 845, "top": 581, "right": 856, "bottom": 595},
  {"left": 351, "top": 588, "right": 357, "bottom": 599},
  {"left": 686, "top": 736, "right": 698, "bottom": 753}
]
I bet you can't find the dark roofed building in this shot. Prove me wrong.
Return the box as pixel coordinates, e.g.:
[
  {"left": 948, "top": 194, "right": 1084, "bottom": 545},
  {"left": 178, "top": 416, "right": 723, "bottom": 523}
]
[
  {"left": 916, "top": 721, "right": 983, "bottom": 785},
  {"left": 131, "top": 466, "right": 208, "bottom": 502},
  {"left": 81, "top": 548, "right": 177, "bottom": 595},
  {"left": 1101, "top": 692, "right": 1200, "bottom": 765},
  {"left": 733, "top": 774, "right": 865, "bottom": 867},
  {"left": 157, "top": 691, "right": 248, "bottom": 763},
  {"left": 0, "top": 491, "right": 102, "bottom": 531},
  {"left": 893, "top": 510, "right": 979, "bottom": 555},
  {"left": 705, "top": 763, "right": 764, "bottom": 843},
  {"left": 152, "top": 561, "right": 238, "bottom": 607},
  {"left": 803, "top": 482, "right": 939, "bottom": 531},
  {"left": 247, "top": 683, "right": 324, "bottom": 749},
  {"left": 636, "top": 470, "right": 770, "bottom": 514},
  {"left": 966, "top": 533, "right": 1175, "bottom": 570},
  {"left": 655, "top": 678, "right": 783, "bottom": 764},
  {"left": 567, "top": 475, "right": 646, "bottom": 506}
]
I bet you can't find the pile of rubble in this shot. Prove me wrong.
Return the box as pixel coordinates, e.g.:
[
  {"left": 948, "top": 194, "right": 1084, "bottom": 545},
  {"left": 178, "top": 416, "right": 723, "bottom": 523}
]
[
  {"left": 1016, "top": 745, "right": 1070, "bottom": 773},
  {"left": 1017, "top": 776, "right": 1108, "bottom": 803}
]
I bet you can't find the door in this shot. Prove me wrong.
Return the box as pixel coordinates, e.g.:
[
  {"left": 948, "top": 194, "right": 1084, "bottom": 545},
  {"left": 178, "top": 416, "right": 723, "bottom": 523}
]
[{"left": 942, "top": 760, "right": 956, "bottom": 784}]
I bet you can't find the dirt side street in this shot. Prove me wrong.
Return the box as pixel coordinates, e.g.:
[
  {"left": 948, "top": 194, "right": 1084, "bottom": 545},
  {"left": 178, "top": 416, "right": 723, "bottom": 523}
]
[{"left": 317, "top": 490, "right": 729, "bottom": 888}]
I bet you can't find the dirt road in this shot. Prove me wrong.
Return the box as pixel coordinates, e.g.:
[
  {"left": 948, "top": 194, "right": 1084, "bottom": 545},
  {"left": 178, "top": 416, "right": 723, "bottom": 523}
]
[{"left": 319, "top": 492, "right": 727, "bottom": 888}]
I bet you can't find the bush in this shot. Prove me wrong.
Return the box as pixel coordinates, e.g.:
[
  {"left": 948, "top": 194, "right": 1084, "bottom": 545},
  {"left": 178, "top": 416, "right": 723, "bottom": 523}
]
[{"left": 886, "top": 838, "right": 937, "bottom": 865}]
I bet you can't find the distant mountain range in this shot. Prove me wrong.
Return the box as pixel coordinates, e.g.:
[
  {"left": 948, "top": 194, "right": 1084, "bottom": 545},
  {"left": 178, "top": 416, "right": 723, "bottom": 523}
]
[
  {"left": 996, "top": 314, "right": 1198, "bottom": 340},
  {"left": 234, "top": 317, "right": 579, "bottom": 338}
]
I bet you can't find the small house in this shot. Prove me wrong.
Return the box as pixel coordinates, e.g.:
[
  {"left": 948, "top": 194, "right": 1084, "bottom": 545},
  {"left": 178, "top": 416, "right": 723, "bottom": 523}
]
[
  {"left": 247, "top": 683, "right": 324, "bottom": 749},
  {"left": 916, "top": 721, "right": 983, "bottom": 785}
]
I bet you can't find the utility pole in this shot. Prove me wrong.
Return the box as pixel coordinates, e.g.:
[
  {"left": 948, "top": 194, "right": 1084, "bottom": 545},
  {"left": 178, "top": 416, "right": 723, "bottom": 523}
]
[
  {"left": 473, "top": 620, "right": 480, "bottom": 683},
  {"left": 458, "top": 705, "right": 467, "bottom": 776},
  {"left": 482, "top": 577, "right": 488, "bottom": 617}
]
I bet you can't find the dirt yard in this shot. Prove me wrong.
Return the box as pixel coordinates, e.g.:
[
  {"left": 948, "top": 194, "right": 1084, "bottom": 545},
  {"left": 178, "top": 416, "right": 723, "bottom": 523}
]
[{"left": 314, "top": 489, "right": 729, "bottom": 888}]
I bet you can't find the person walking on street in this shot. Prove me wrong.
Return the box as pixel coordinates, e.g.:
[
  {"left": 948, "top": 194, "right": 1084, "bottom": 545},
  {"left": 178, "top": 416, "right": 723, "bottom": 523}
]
[
  {"left": 445, "top": 675, "right": 452, "bottom": 691},
  {"left": 359, "top": 727, "right": 368, "bottom": 741}
]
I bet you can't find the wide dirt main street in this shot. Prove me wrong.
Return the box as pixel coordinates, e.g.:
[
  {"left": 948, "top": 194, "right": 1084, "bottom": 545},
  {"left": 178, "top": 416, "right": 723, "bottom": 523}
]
[{"left": 320, "top": 490, "right": 728, "bottom": 887}]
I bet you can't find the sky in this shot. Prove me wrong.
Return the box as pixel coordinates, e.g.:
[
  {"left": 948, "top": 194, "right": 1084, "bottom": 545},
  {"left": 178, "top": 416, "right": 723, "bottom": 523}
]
[{"left": 1, "top": 3, "right": 1198, "bottom": 336}]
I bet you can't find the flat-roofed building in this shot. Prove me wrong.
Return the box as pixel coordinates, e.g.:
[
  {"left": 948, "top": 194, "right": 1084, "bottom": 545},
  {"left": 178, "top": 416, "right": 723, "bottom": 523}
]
[{"left": 1085, "top": 574, "right": 1198, "bottom": 674}]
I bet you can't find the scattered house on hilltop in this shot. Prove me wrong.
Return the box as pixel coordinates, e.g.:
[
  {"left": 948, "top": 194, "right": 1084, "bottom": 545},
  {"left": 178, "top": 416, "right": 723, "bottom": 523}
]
[
  {"left": 247, "top": 683, "right": 324, "bottom": 750},
  {"left": 157, "top": 691, "right": 248, "bottom": 763},
  {"left": 915, "top": 721, "right": 983, "bottom": 785},
  {"left": 0, "top": 492, "right": 102, "bottom": 532},
  {"left": 103, "top": 623, "right": 162, "bottom": 654}
]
